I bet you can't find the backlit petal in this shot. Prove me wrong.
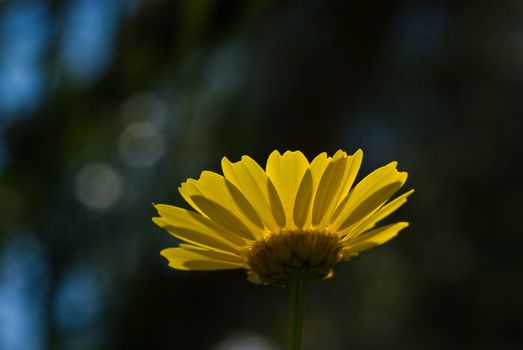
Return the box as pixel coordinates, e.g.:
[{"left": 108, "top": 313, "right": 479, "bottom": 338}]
[
  {"left": 334, "top": 149, "right": 363, "bottom": 208},
  {"left": 266, "top": 150, "right": 309, "bottom": 228},
  {"left": 293, "top": 152, "right": 330, "bottom": 229},
  {"left": 341, "top": 222, "right": 410, "bottom": 259},
  {"left": 330, "top": 162, "right": 407, "bottom": 234},
  {"left": 180, "top": 171, "right": 265, "bottom": 240},
  {"left": 153, "top": 204, "right": 247, "bottom": 253},
  {"left": 312, "top": 151, "right": 352, "bottom": 229},
  {"left": 313, "top": 150, "right": 364, "bottom": 229},
  {"left": 222, "top": 155, "right": 286, "bottom": 232},
  {"left": 161, "top": 246, "right": 245, "bottom": 270},
  {"left": 349, "top": 189, "right": 414, "bottom": 238}
]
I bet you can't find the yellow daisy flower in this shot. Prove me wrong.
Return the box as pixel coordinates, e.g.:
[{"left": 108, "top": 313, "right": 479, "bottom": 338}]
[{"left": 153, "top": 150, "right": 413, "bottom": 286}]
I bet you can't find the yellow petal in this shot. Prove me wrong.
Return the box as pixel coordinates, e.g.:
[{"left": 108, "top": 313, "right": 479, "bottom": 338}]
[
  {"left": 341, "top": 222, "right": 410, "bottom": 258},
  {"left": 179, "top": 179, "right": 201, "bottom": 213},
  {"left": 312, "top": 150, "right": 364, "bottom": 229},
  {"left": 334, "top": 149, "right": 363, "bottom": 207},
  {"left": 190, "top": 196, "right": 256, "bottom": 240},
  {"left": 337, "top": 180, "right": 405, "bottom": 237},
  {"left": 180, "top": 171, "right": 265, "bottom": 240},
  {"left": 330, "top": 162, "right": 407, "bottom": 234},
  {"left": 349, "top": 189, "right": 414, "bottom": 237},
  {"left": 293, "top": 152, "right": 330, "bottom": 229},
  {"left": 161, "top": 246, "right": 245, "bottom": 270},
  {"left": 266, "top": 150, "right": 309, "bottom": 228},
  {"left": 153, "top": 204, "right": 247, "bottom": 253},
  {"left": 313, "top": 150, "right": 357, "bottom": 229},
  {"left": 222, "top": 155, "right": 286, "bottom": 231}
]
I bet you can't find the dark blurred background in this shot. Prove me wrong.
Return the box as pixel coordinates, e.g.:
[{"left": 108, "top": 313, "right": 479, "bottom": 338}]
[{"left": 0, "top": 0, "right": 522, "bottom": 349}]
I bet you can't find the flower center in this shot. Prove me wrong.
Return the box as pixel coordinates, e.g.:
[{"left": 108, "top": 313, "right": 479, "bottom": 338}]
[{"left": 244, "top": 229, "right": 343, "bottom": 286}]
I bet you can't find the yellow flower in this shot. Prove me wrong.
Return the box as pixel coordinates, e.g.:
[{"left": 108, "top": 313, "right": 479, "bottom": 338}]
[{"left": 153, "top": 150, "right": 413, "bottom": 286}]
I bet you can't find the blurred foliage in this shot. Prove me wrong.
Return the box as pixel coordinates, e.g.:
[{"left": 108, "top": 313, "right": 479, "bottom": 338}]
[{"left": 0, "top": 0, "right": 522, "bottom": 349}]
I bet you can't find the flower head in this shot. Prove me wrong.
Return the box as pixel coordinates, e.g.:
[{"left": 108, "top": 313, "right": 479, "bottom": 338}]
[{"left": 153, "top": 150, "right": 413, "bottom": 286}]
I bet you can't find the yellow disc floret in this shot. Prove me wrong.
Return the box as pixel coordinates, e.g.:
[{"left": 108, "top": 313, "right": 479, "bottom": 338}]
[{"left": 244, "top": 229, "right": 343, "bottom": 286}]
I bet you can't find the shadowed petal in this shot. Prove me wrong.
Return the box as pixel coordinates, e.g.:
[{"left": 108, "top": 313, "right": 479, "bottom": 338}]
[
  {"left": 293, "top": 152, "right": 330, "bottom": 229},
  {"left": 161, "top": 246, "right": 245, "bottom": 270},
  {"left": 179, "top": 171, "right": 265, "bottom": 240},
  {"left": 222, "top": 155, "right": 286, "bottom": 232},
  {"left": 266, "top": 150, "right": 309, "bottom": 228},
  {"left": 330, "top": 162, "right": 407, "bottom": 234},
  {"left": 341, "top": 222, "right": 410, "bottom": 259},
  {"left": 153, "top": 204, "right": 247, "bottom": 253}
]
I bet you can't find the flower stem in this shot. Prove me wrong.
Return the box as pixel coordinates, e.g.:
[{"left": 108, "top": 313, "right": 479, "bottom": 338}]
[{"left": 288, "top": 270, "right": 306, "bottom": 350}]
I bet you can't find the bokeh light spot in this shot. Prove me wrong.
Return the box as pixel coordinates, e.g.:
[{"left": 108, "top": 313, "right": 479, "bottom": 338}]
[
  {"left": 53, "top": 264, "right": 103, "bottom": 333},
  {"left": 0, "top": 233, "right": 48, "bottom": 350},
  {"left": 120, "top": 93, "right": 168, "bottom": 130},
  {"left": 213, "top": 332, "right": 278, "bottom": 350},
  {"left": 118, "top": 122, "right": 165, "bottom": 168},
  {"left": 74, "top": 163, "right": 123, "bottom": 211}
]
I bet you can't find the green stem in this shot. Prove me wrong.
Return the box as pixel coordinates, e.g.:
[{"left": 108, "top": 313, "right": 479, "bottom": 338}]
[{"left": 288, "top": 270, "right": 306, "bottom": 350}]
